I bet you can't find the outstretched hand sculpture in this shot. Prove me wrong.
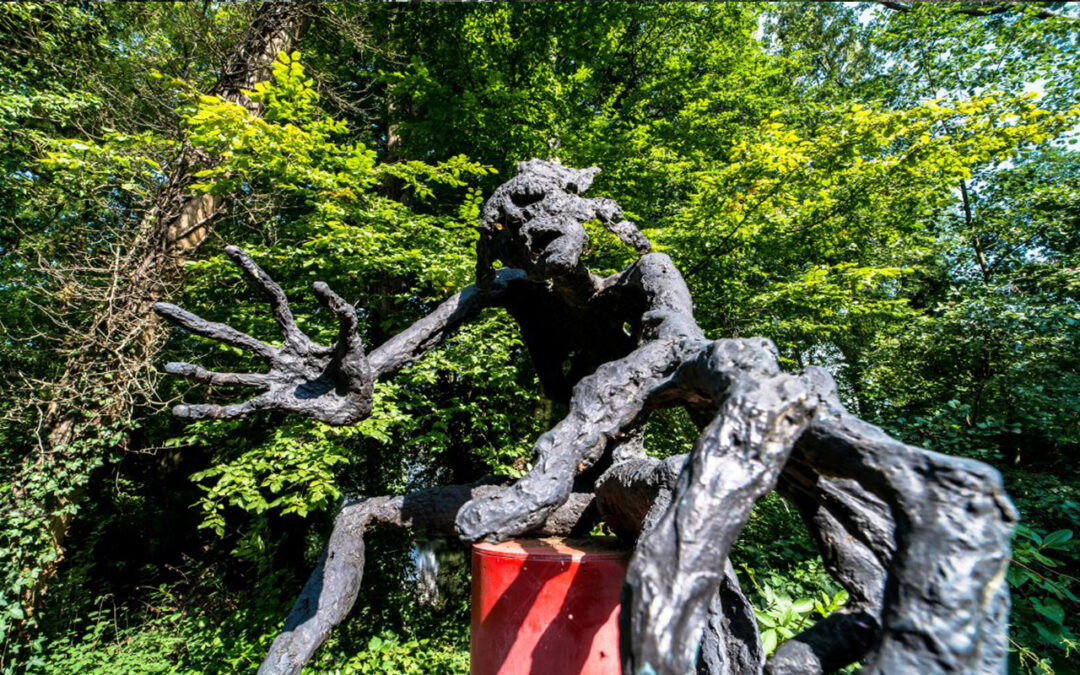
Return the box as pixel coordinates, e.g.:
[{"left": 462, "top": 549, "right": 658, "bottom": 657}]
[
  {"left": 155, "top": 160, "right": 1016, "bottom": 675},
  {"left": 155, "top": 246, "right": 373, "bottom": 425}
]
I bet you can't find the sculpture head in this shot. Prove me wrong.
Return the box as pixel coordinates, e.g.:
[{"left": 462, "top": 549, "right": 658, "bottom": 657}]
[{"left": 477, "top": 160, "right": 603, "bottom": 282}]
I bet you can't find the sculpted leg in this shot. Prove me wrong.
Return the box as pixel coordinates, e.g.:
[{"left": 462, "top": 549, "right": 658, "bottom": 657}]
[
  {"left": 605, "top": 346, "right": 1012, "bottom": 674},
  {"left": 621, "top": 371, "right": 817, "bottom": 674},
  {"left": 796, "top": 369, "right": 1017, "bottom": 674},
  {"left": 258, "top": 499, "right": 370, "bottom": 675},
  {"left": 596, "top": 455, "right": 764, "bottom": 675},
  {"left": 697, "top": 561, "right": 765, "bottom": 675},
  {"left": 769, "top": 467, "right": 892, "bottom": 674},
  {"left": 258, "top": 484, "right": 496, "bottom": 675}
]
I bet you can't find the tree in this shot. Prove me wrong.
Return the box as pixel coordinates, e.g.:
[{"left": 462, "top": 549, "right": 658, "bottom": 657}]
[{"left": 0, "top": 1, "right": 310, "bottom": 657}]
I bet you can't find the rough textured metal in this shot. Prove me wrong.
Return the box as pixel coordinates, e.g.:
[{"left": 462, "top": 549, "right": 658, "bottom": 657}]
[{"left": 156, "top": 160, "right": 1017, "bottom": 675}]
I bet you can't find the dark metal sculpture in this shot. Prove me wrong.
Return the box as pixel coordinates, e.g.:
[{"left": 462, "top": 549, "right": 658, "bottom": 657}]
[{"left": 154, "top": 160, "right": 1017, "bottom": 675}]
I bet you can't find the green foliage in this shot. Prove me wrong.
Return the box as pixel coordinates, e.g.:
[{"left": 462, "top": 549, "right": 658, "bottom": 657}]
[
  {"left": 38, "top": 571, "right": 305, "bottom": 674},
  {"left": 749, "top": 577, "right": 849, "bottom": 658},
  {"left": 180, "top": 50, "right": 492, "bottom": 223},
  {"left": 38, "top": 608, "right": 470, "bottom": 675},
  {"left": 1009, "top": 524, "right": 1080, "bottom": 672},
  {"left": 187, "top": 424, "right": 350, "bottom": 535},
  {"left": 311, "top": 634, "right": 468, "bottom": 675},
  {"left": 0, "top": 418, "right": 131, "bottom": 668},
  {"left": 162, "top": 59, "right": 534, "bottom": 546},
  {"left": 2, "top": 3, "right": 1079, "bottom": 673}
]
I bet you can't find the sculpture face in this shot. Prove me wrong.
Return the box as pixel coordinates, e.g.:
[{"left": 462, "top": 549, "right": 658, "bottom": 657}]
[{"left": 480, "top": 159, "right": 601, "bottom": 280}]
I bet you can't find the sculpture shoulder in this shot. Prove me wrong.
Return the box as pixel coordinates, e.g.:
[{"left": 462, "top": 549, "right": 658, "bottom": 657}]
[{"left": 623, "top": 253, "right": 694, "bottom": 317}]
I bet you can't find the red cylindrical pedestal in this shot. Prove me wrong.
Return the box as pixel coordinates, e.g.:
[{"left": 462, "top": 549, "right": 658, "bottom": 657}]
[{"left": 470, "top": 537, "right": 629, "bottom": 675}]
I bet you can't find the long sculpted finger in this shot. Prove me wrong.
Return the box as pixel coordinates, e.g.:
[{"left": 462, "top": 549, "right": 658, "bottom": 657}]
[
  {"left": 153, "top": 302, "right": 276, "bottom": 360},
  {"left": 623, "top": 373, "right": 817, "bottom": 675},
  {"left": 792, "top": 368, "right": 1016, "bottom": 673},
  {"left": 312, "top": 281, "right": 372, "bottom": 400},
  {"left": 767, "top": 481, "right": 887, "bottom": 674},
  {"left": 172, "top": 395, "right": 270, "bottom": 421},
  {"left": 164, "top": 362, "right": 269, "bottom": 388},
  {"left": 311, "top": 282, "right": 364, "bottom": 356},
  {"left": 224, "top": 245, "right": 306, "bottom": 346}
]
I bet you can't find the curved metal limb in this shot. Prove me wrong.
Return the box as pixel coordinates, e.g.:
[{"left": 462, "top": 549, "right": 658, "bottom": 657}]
[
  {"left": 259, "top": 480, "right": 596, "bottom": 675},
  {"left": 621, "top": 368, "right": 817, "bottom": 674},
  {"left": 454, "top": 337, "right": 704, "bottom": 542},
  {"left": 794, "top": 368, "right": 1017, "bottom": 674},
  {"left": 769, "top": 467, "right": 892, "bottom": 674},
  {"left": 612, "top": 345, "right": 1014, "bottom": 675},
  {"left": 698, "top": 561, "right": 766, "bottom": 675},
  {"left": 365, "top": 268, "right": 523, "bottom": 377},
  {"left": 597, "top": 455, "right": 765, "bottom": 675}
]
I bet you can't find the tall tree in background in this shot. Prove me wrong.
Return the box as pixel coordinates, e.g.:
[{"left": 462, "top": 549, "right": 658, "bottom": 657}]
[{"left": 1, "top": 1, "right": 310, "bottom": 650}]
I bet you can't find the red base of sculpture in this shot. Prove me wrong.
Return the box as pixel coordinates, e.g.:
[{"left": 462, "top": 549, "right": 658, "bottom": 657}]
[{"left": 470, "top": 538, "right": 629, "bottom": 675}]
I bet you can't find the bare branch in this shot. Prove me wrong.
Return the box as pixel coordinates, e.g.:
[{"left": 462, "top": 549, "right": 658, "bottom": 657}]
[{"left": 876, "top": 0, "right": 1077, "bottom": 22}]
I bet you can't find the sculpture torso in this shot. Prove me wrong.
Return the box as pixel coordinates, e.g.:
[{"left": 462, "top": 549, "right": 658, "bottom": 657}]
[{"left": 476, "top": 158, "right": 700, "bottom": 403}]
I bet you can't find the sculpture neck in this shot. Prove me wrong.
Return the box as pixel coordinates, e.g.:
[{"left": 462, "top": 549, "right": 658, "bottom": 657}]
[{"left": 548, "top": 264, "right": 601, "bottom": 308}]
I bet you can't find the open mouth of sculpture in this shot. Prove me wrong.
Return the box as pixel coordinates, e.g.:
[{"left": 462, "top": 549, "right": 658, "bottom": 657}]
[{"left": 528, "top": 229, "right": 564, "bottom": 259}]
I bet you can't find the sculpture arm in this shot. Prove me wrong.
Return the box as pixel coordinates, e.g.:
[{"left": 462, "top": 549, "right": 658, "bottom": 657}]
[
  {"left": 154, "top": 248, "right": 519, "bottom": 426},
  {"left": 367, "top": 268, "right": 522, "bottom": 377}
]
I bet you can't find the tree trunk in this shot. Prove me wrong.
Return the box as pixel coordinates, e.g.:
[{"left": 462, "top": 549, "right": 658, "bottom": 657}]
[{"left": 5, "top": 2, "right": 311, "bottom": 630}]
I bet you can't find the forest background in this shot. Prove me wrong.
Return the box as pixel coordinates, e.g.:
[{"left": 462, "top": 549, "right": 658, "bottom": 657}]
[{"left": 0, "top": 2, "right": 1078, "bottom": 673}]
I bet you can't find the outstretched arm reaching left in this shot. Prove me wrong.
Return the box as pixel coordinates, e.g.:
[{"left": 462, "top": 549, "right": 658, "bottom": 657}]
[{"left": 154, "top": 246, "right": 518, "bottom": 426}]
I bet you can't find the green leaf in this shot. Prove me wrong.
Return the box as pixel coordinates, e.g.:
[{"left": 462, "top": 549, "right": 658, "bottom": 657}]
[
  {"left": 1031, "top": 597, "right": 1065, "bottom": 626},
  {"left": 753, "top": 610, "right": 777, "bottom": 628},
  {"left": 792, "top": 598, "right": 815, "bottom": 614},
  {"left": 1041, "top": 529, "right": 1073, "bottom": 549},
  {"left": 761, "top": 629, "right": 778, "bottom": 655}
]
